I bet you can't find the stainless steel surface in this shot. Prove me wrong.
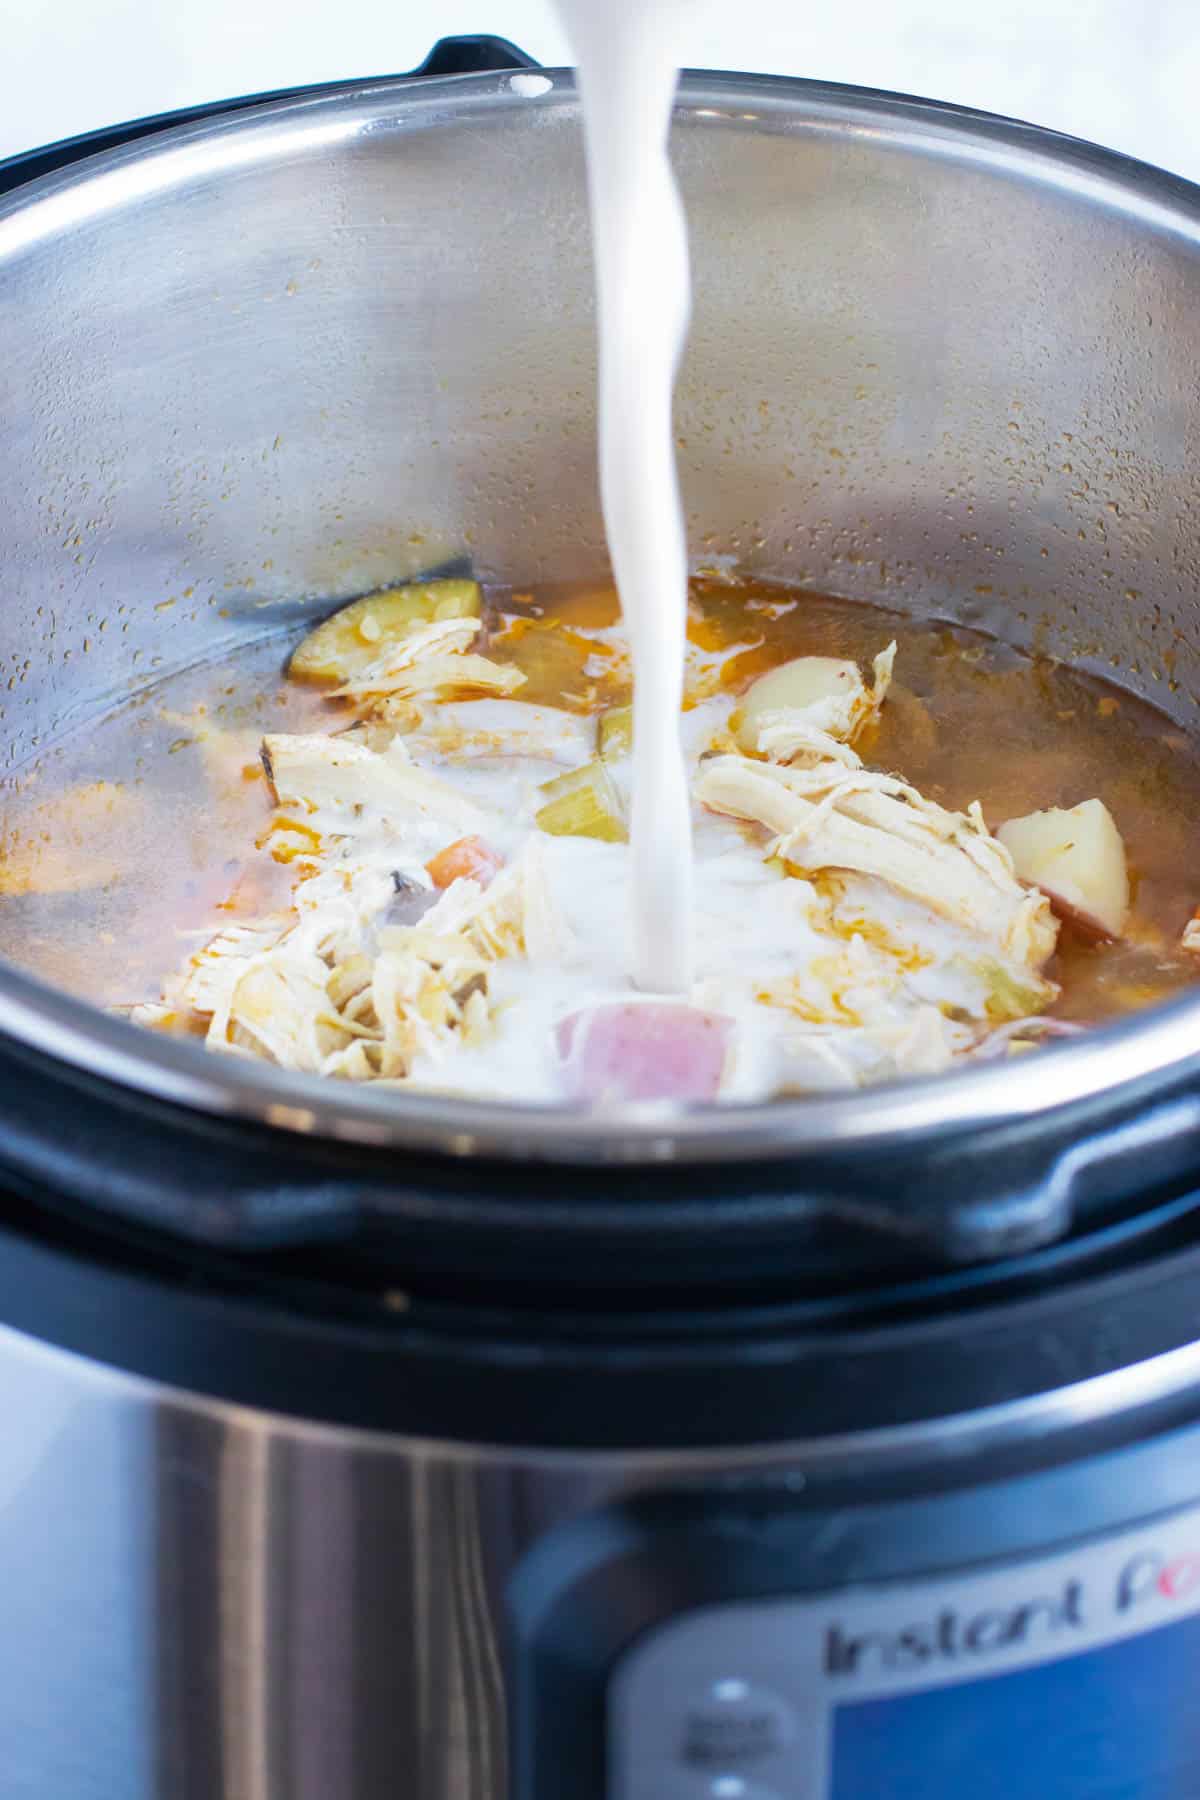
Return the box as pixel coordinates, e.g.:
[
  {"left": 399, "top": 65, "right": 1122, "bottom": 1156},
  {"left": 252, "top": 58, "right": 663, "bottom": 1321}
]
[
  {"left": 3, "top": 69, "right": 1200, "bottom": 1159},
  {"left": 6, "top": 1314, "right": 1200, "bottom": 1799}
]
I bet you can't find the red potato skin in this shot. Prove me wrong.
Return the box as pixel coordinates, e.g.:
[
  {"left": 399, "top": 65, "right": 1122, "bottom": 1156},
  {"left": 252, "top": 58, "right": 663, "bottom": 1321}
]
[
  {"left": 556, "top": 1003, "right": 733, "bottom": 1103},
  {"left": 1023, "top": 878, "right": 1116, "bottom": 945}
]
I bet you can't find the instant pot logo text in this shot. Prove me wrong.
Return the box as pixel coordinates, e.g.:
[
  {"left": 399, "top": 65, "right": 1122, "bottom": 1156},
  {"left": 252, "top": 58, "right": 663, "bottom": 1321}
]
[
  {"left": 824, "top": 1581, "right": 1084, "bottom": 1677},
  {"left": 1116, "top": 1547, "right": 1200, "bottom": 1613},
  {"left": 824, "top": 1540, "right": 1200, "bottom": 1680}
]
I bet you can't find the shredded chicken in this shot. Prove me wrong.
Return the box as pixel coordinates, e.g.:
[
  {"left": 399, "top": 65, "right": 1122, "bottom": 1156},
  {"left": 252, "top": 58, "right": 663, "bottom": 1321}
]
[
  {"left": 330, "top": 618, "right": 525, "bottom": 702},
  {"left": 169, "top": 797, "right": 576, "bottom": 1082},
  {"left": 876, "top": 1006, "right": 960, "bottom": 1076},
  {"left": 179, "top": 902, "right": 485, "bottom": 1081},
  {"left": 771, "top": 1005, "right": 961, "bottom": 1092},
  {"left": 403, "top": 699, "right": 594, "bottom": 766},
  {"left": 262, "top": 734, "right": 486, "bottom": 838},
  {"left": 695, "top": 753, "right": 1058, "bottom": 972},
  {"left": 177, "top": 918, "right": 291, "bottom": 1015},
  {"left": 417, "top": 838, "right": 575, "bottom": 965},
  {"left": 137, "top": 607, "right": 1076, "bottom": 1099},
  {"left": 748, "top": 641, "right": 896, "bottom": 765},
  {"left": 210, "top": 951, "right": 341, "bottom": 1071}
]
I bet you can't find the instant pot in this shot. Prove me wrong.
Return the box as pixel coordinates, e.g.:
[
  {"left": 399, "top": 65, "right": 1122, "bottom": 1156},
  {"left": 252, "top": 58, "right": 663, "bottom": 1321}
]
[{"left": 3, "top": 33, "right": 1200, "bottom": 1799}]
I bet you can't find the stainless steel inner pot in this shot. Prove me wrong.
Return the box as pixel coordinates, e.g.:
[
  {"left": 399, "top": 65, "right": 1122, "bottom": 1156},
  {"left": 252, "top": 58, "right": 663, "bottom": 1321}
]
[{"left": 2, "top": 66, "right": 1200, "bottom": 1163}]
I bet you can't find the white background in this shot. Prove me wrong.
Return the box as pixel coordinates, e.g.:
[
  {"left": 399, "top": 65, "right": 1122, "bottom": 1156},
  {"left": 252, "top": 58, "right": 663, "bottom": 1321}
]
[{"left": 5, "top": 0, "right": 1200, "bottom": 182}]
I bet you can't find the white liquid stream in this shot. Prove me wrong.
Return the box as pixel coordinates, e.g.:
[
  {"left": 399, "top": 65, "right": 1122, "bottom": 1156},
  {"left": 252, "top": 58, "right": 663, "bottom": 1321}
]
[{"left": 554, "top": 0, "right": 695, "bottom": 993}]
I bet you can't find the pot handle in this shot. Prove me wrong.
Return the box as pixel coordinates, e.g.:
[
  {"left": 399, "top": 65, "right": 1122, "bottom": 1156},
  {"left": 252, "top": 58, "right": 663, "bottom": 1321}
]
[
  {"left": 411, "top": 35, "right": 541, "bottom": 79},
  {"left": 934, "top": 1092, "right": 1200, "bottom": 1262},
  {"left": 0, "top": 35, "right": 541, "bottom": 195},
  {"left": 0, "top": 1010, "right": 1198, "bottom": 1284}
]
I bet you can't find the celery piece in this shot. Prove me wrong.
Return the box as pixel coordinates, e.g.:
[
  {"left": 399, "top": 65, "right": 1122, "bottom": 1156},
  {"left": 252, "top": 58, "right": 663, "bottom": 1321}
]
[
  {"left": 535, "top": 760, "right": 627, "bottom": 843},
  {"left": 974, "top": 956, "right": 1054, "bottom": 1024},
  {"left": 289, "top": 580, "right": 481, "bottom": 683},
  {"left": 598, "top": 704, "right": 634, "bottom": 759}
]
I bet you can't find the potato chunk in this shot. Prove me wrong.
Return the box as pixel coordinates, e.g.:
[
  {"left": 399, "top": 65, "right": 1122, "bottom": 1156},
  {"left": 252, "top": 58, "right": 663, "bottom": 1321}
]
[
  {"left": 733, "top": 645, "right": 894, "bottom": 759},
  {"left": 288, "top": 580, "right": 481, "bottom": 683},
  {"left": 556, "top": 1003, "right": 733, "bottom": 1103},
  {"left": 735, "top": 657, "right": 859, "bottom": 750},
  {"left": 997, "top": 798, "right": 1129, "bottom": 939}
]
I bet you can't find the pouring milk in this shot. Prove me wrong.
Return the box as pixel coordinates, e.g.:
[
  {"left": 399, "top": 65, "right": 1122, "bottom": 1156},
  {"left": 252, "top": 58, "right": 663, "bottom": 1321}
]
[{"left": 554, "top": 0, "right": 696, "bottom": 993}]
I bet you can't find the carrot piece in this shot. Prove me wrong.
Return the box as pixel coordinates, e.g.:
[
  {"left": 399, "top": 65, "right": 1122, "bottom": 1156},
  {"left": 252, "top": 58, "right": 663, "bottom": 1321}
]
[{"left": 425, "top": 835, "right": 503, "bottom": 890}]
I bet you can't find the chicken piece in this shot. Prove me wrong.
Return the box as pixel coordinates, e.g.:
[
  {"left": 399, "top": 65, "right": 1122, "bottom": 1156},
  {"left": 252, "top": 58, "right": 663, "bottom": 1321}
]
[
  {"left": 696, "top": 754, "right": 1057, "bottom": 971},
  {"left": 412, "top": 836, "right": 572, "bottom": 965},
  {"left": 404, "top": 699, "right": 593, "bottom": 766},
  {"left": 330, "top": 618, "right": 525, "bottom": 703},
  {"left": 365, "top": 934, "right": 493, "bottom": 1076},
  {"left": 178, "top": 918, "right": 291, "bottom": 1015},
  {"left": 288, "top": 858, "right": 403, "bottom": 962},
  {"left": 207, "top": 947, "right": 347, "bottom": 1072},
  {"left": 122, "top": 1000, "right": 195, "bottom": 1035},
  {"left": 364, "top": 653, "right": 526, "bottom": 704},
  {"left": 189, "top": 895, "right": 497, "bottom": 1081},
  {"left": 335, "top": 711, "right": 419, "bottom": 754},
  {"left": 774, "top": 1031, "right": 860, "bottom": 1093},
  {"left": 734, "top": 642, "right": 896, "bottom": 763},
  {"left": 289, "top": 579, "right": 482, "bottom": 683},
  {"left": 868, "top": 1007, "right": 962, "bottom": 1079},
  {"left": 997, "top": 798, "right": 1130, "bottom": 940},
  {"left": 261, "top": 734, "right": 486, "bottom": 836},
  {"left": 313, "top": 911, "right": 497, "bottom": 1080}
]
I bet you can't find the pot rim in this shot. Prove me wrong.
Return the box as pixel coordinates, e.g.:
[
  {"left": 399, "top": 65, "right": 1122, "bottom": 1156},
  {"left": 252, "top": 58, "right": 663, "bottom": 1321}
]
[{"left": 3, "top": 66, "right": 1200, "bottom": 1167}]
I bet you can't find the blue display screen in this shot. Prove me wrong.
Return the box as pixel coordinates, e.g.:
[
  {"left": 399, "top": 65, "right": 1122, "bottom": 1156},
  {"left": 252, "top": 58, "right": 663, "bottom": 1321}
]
[{"left": 832, "top": 1611, "right": 1200, "bottom": 1798}]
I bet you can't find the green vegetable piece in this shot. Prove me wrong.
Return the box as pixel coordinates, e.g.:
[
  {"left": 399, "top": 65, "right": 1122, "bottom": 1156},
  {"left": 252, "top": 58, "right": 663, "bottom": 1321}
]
[
  {"left": 535, "top": 761, "right": 627, "bottom": 843},
  {"left": 289, "top": 579, "right": 482, "bottom": 683},
  {"left": 598, "top": 704, "right": 634, "bottom": 759},
  {"left": 975, "top": 957, "right": 1053, "bottom": 1024}
]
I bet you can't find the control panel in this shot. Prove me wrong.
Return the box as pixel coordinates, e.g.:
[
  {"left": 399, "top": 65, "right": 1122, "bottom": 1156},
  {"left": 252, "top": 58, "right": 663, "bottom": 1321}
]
[
  {"left": 608, "top": 1510, "right": 1200, "bottom": 1799},
  {"left": 508, "top": 1432, "right": 1200, "bottom": 1800}
]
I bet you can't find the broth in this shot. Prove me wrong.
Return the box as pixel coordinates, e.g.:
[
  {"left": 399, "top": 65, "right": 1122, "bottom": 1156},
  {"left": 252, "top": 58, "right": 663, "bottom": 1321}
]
[{"left": 2, "top": 580, "right": 1198, "bottom": 1095}]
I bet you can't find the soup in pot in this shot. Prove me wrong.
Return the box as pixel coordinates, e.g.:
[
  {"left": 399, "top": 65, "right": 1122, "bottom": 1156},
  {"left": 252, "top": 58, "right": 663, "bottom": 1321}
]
[{"left": 2, "top": 575, "right": 1198, "bottom": 1106}]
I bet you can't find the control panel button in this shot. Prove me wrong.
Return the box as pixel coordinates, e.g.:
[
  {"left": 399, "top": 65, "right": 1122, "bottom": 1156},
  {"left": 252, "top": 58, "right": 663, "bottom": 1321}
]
[
  {"left": 682, "top": 1679, "right": 795, "bottom": 1767},
  {"left": 706, "top": 1778, "right": 786, "bottom": 1800}
]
